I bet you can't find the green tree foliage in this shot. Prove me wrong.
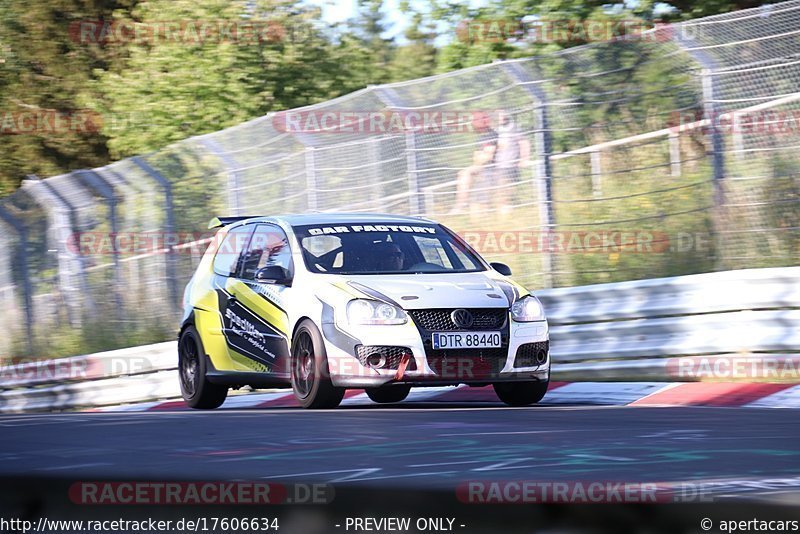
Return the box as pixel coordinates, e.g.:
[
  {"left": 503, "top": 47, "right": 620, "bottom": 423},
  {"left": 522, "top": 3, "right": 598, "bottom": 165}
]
[
  {"left": 91, "top": 0, "right": 380, "bottom": 158},
  {"left": 389, "top": 12, "right": 437, "bottom": 80},
  {"left": 429, "top": 0, "right": 786, "bottom": 70},
  {"left": 0, "top": 0, "right": 134, "bottom": 194},
  {"left": 0, "top": 0, "right": 784, "bottom": 191},
  {"left": 351, "top": 0, "right": 395, "bottom": 84},
  {"left": 0, "top": 0, "right": 437, "bottom": 189}
]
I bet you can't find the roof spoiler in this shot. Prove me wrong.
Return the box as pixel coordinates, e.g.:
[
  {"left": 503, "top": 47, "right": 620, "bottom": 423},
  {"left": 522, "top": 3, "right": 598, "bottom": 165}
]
[{"left": 207, "top": 216, "right": 259, "bottom": 229}]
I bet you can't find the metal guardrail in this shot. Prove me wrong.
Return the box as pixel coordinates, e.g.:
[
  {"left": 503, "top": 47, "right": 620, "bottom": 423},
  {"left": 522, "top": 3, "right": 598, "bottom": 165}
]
[
  {"left": 0, "top": 267, "right": 797, "bottom": 412},
  {"left": 0, "top": 342, "right": 175, "bottom": 389},
  {"left": 0, "top": 370, "right": 179, "bottom": 413},
  {"left": 539, "top": 266, "right": 800, "bottom": 323},
  {"left": 540, "top": 266, "right": 800, "bottom": 380},
  {"left": 0, "top": 343, "right": 179, "bottom": 412},
  {"left": 550, "top": 309, "right": 800, "bottom": 361}
]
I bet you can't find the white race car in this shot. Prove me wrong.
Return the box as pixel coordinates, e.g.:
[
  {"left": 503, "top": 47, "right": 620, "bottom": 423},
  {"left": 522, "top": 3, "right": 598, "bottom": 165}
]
[{"left": 179, "top": 214, "right": 550, "bottom": 409}]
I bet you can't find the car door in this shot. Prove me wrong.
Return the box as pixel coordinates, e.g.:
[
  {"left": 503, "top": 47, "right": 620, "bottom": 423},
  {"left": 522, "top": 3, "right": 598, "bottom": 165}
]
[
  {"left": 224, "top": 223, "right": 293, "bottom": 374},
  {"left": 211, "top": 224, "right": 257, "bottom": 367}
]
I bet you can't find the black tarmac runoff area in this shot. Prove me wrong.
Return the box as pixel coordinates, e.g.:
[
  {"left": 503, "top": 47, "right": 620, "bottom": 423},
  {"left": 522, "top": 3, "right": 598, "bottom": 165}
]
[
  {"left": 2, "top": 404, "right": 800, "bottom": 501},
  {"left": 3, "top": 405, "right": 800, "bottom": 534}
]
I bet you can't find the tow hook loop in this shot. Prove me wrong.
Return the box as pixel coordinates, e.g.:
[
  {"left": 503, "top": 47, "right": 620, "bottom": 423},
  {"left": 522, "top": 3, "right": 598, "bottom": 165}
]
[{"left": 394, "top": 353, "right": 411, "bottom": 381}]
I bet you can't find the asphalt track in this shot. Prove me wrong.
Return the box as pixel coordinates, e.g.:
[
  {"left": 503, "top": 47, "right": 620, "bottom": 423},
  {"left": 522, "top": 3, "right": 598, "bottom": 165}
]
[{"left": 3, "top": 404, "right": 800, "bottom": 501}]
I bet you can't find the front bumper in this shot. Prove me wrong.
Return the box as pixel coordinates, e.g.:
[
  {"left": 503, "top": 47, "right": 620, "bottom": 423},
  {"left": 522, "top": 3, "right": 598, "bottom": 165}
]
[{"left": 323, "top": 318, "right": 550, "bottom": 388}]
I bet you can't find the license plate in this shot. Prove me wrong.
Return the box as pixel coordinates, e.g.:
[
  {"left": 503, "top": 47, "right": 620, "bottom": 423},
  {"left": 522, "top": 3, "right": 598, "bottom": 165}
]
[{"left": 431, "top": 332, "right": 502, "bottom": 350}]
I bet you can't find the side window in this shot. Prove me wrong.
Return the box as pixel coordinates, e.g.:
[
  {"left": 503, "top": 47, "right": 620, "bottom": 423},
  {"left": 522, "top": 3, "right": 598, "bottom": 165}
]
[
  {"left": 212, "top": 225, "right": 255, "bottom": 277},
  {"left": 240, "top": 224, "right": 293, "bottom": 280}
]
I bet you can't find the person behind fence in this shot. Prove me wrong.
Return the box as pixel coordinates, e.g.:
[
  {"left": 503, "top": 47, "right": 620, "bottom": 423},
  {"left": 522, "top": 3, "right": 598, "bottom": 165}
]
[
  {"left": 451, "top": 113, "right": 497, "bottom": 214},
  {"left": 493, "top": 110, "right": 530, "bottom": 213}
]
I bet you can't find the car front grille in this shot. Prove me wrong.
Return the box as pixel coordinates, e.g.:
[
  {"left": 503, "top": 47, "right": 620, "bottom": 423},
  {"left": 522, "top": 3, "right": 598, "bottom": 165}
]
[
  {"left": 407, "top": 308, "right": 508, "bottom": 331},
  {"left": 355, "top": 345, "right": 417, "bottom": 371},
  {"left": 514, "top": 341, "right": 549, "bottom": 367},
  {"left": 407, "top": 308, "right": 510, "bottom": 380}
]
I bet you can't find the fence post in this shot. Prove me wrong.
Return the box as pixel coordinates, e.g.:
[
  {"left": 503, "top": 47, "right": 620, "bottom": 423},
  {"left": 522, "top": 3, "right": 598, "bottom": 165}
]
[
  {"left": 20, "top": 177, "right": 93, "bottom": 326},
  {"left": 74, "top": 170, "right": 124, "bottom": 322},
  {"left": 199, "top": 138, "right": 242, "bottom": 215},
  {"left": 305, "top": 148, "right": 318, "bottom": 212},
  {"left": 96, "top": 167, "right": 144, "bottom": 232},
  {"left": 368, "top": 137, "right": 382, "bottom": 205},
  {"left": 502, "top": 61, "right": 556, "bottom": 288},
  {"left": 669, "top": 131, "right": 682, "bottom": 176},
  {"left": 404, "top": 132, "right": 421, "bottom": 215},
  {"left": 590, "top": 150, "right": 602, "bottom": 197},
  {"left": 731, "top": 112, "right": 745, "bottom": 158},
  {"left": 699, "top": 69, "right": 726, "bottom": 199},
  {"left": 131, "top": 156, "right": 180, "bottom": 313},
  {"left": 674, "top": 31, "right": 726, "bottom": 266},
  {"left": 374, "top": 87, "right": 423, "bottom": 216},
  {"left": 0, "top": 205, "right": 34, "bottom": 353}
]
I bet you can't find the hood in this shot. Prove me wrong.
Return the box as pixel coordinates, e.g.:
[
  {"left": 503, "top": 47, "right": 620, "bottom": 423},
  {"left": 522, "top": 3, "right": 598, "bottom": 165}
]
[{"left": 342, "top": 273, "right": 513, "bottom": 310}]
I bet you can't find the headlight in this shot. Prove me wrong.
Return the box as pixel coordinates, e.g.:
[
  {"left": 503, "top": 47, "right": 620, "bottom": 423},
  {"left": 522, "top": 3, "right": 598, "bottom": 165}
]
[
  {"left": 346, "top": 299, "right": 408, "bottom": 325},
  {"left": 510, "top": 295, "right": 545, "bottom": 322}
]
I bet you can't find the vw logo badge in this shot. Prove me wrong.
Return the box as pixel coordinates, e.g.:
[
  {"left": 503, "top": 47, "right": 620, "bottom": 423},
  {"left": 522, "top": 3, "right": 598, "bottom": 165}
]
[{"left": 451, "top": 309, "right": 474, "bottom": 328}]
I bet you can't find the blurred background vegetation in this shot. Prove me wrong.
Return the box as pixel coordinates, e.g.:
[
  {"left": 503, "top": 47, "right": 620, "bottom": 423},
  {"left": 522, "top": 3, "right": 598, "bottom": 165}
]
[
  {"left": 1, "top": 0, "right": 797, "bottom": 358},
  {"left": 0, "top": 0, "right": 783, "bottom": 195}
]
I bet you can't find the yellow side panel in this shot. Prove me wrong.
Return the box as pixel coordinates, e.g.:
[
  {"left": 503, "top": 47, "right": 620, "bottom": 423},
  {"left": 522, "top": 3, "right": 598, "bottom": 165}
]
[
  {"left": 194, "top": 309, "right": 255, "bottom": 372},
  {"left": 230, "top": 350, "right": 272, "bottom": 373},
  {"left": 227, "top": 279, "right": 290, "bottom": 338}
]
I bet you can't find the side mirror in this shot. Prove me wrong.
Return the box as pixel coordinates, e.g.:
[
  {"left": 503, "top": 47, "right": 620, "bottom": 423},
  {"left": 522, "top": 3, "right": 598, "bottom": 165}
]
[
  {"left": 255, "top": 265, "right": 292, "bottom": 286},
  {"left": 490, "top": 262, "right": 512, "bottom": 276}
]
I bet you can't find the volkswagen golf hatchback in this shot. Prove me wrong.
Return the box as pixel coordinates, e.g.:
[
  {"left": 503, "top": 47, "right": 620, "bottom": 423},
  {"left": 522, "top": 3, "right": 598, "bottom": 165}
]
[{"left": 178, "top": 214, "right": 550, "bottom": 409}]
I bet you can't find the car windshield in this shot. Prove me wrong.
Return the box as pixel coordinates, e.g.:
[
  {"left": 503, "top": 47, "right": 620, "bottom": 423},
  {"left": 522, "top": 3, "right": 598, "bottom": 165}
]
[{"left": 293, "top": 223, "right": 486, "bottom": 275}]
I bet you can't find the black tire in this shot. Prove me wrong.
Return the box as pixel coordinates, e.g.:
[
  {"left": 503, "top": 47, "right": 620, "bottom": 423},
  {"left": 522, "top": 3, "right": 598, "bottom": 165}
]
[
  {"left": 179, "top": 326, "right": 228, "bottom": 409},
  {"left": 365, "top": 385, "right": 412, "bottom": 404},
  {"left": 493, "top": 380, "right": 549, "bottom": 407},
  {"left": 290, "top": 320, "right": 345, "bottom": 409}
]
